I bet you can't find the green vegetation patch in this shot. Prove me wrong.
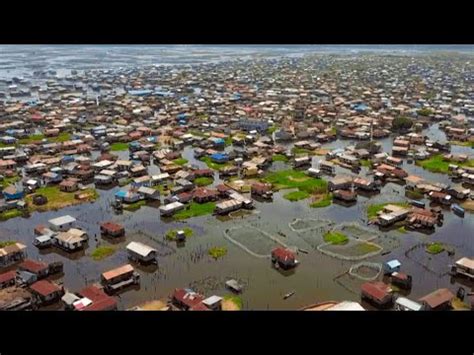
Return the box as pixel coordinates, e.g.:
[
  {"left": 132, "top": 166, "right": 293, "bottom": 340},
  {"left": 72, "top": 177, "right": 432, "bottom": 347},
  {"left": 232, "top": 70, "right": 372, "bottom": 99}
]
[
  {"left": 165, "top": 227, "right": 194, "bottom": 241},
  {"left": 263, "top": 169, "right": 327, "bottom": 194},
  {"left": 173, "top": 158, "right": 188, "bottom": 166},
  {"left": 355, "top": 242, "right": 382, "bottom": 254},
  {"left": 267, "top": 125, "right": 279, "bottom": 134},
  {"left": 0, "top": 240, "right": 17, "bottom": 248},
  {"left": 367, "top": 202, "right": 410, "bottom": 219},
  {"left": 49, "top": 132, "right": 71, "bottom": 143},
  {"left": 0, "top": 209, "right": 24, "bottom": 221},
  {"left": 449, "top": 141, "right": 474, "bottom": 148},
  {"left": 310, "top": 193, "right": 333, "bottom": 208},
  {"left": 224, "top": 137, "right": 233, "bottom": 146},
  {"left": 199, "top": 156, "right": 232, "bottom": 171},
  {"left": 208, "top": 246, "right": 228, "bottom": 259},
  {"left": 426, "top": 242, "right": 445, "bottom": 255},
  {"left": 272, "top": 154, "right": 289, "bottom": 162},
  {"left": 110, "top": 142, "right": 129, "bottom": 151},
  {"left": 26, "top": 186, "right": 98, "bottom": 212},
  {"left": 406, "top": 188, "right": 424, "bottom": 200},
  {"left": 194, "top": 177, "right": 214, "bottom": 187},
  {"left": 223, "top": 295, "right": 243, "bottom": 310},
  {"left": 123, "top": 200, "right": 146, "bottom": 212},
  {"left": 174, "top": 202, "right": 216, "bottom": 220},
  {"left": 291, "top": 146, "right": 312, "bottom": 155},
  {"left": 360, "top": 159, "right": 372, "bottom": 168},
  {"left": 1, "top": 175, "right": 21, "bottom": 189},
  {"left": 417, "top": 108, "right": 433, "bottom": 116},
  {"left": 19, "top": 133, "right": 45, "bottom": 144},
  {"left": 283, "top": 190, "right": 310, "bottom": 202},
  {"left": 323, "top": 231, "right": 349, "bottom": 245},
  {"left": 416, "top": 154, "right": 450, "bottom": 174},
  {"left": 397, "top": 226, "right": 408, "bottom": 234},
  {"left": 91, "top": 246, "right": 116, "bottom": 261}
]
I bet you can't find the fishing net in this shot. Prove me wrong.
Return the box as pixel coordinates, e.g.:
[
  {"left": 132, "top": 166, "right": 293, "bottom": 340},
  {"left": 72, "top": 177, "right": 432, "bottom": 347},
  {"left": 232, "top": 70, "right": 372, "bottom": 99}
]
[
  {"left": 404, "top": 243, "right": 456, "bottom": 277},
  {"left": 224, "top": 225, "right": 287, "bottom": 258}
]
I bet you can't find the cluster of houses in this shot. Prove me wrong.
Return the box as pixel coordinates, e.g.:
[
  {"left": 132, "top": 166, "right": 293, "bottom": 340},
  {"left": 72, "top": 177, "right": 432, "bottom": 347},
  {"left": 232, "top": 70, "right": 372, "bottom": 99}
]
[{"left": 0, "top": 49, "right": 473, "bottom": 311}]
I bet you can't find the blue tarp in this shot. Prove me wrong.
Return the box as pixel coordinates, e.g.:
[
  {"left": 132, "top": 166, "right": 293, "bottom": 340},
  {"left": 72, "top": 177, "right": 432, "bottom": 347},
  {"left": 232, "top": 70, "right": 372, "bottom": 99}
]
[{"left": 115, "top": 190, "right": 127, "bottom": 198}]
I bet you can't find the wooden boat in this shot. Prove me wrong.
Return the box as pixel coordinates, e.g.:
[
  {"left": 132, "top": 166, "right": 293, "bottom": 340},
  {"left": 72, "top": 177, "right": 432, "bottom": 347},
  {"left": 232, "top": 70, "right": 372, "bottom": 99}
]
[
  {"left": 452, "top": 203, "right": 465, "bottom": 217},
  {"left": 283, "top": 291, "right": 295, "bottom": 300}
]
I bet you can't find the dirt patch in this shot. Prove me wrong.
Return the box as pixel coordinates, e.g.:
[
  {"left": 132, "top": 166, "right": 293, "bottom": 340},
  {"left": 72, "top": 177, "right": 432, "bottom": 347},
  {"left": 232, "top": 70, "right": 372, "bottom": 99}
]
[{"left": 222, "top": 299, "right": 240, "bottom": 311}]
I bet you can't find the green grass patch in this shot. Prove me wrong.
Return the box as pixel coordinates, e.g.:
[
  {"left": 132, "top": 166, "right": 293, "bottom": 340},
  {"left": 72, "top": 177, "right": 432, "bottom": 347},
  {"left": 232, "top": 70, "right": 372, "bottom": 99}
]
[
  {"left": 223, "top": 295, "right": 243, "bottom": 310},
  {"left": 0, "top": 142, "right": 16, "bottom": 148},
  {"left": 110, "top": 142, "right": 129, "bottom": 151},
  {"left": 360, "top": 159, "right": 372, "bottom": 168},
  {"left": 208, "top": 246, "right": 227, "bottom": 259},
  {"left": 49, "top": 132, "right": 71, "bottom": 143},
  {"left": 355, "top": 242, "right": 382, "bottom": 254},
  {"left": 224, "top": 137, "right": 233, "bottom": 146},
  {"left": 262, "top": 169, "right": 327, "bottom": 194},
  {"left": 199, "top": 156, "right": 232, "bottom": 171},
  {"left": 367, "top": 202, "right": 410, "bottom": 219},
  {"left": 449, "top": 141, "right": 474, "bottom": 148},
  {"left": 118, "top": 178, "right": 133, "bottom": 187},
  {"left": 91, "top": 246, "right": 116, "bottom": 261},
  {"left": 26, "top": 186, "right": 98, "bottom": 212},
  {"left": 272, "top": 154, "right": 289, "bottom": 162},
  {"left": 310, "top": 193, "right": 332, "bottom": 208},
  {"left": 406, "top": 189, "right": 424, "bottom": 200},
  {"left": 283, "top": 190, "right": 310, "bottom": 201},
  {"left": 0, "top": 209, "right": 24, "bottom": 221},
  {"left": 123, "top": 200, "right": 146, "bottom": 211},
  {"left": 165, "top": 227, "right": 194, "bottom": 241},
  {"left": 416, "top": 154, "right": 450, "bottom": 174},
  {"left": 397, "top": 226, "right": 408, "bottom": 234},
  {"left": 194, "top": 177, "right": 214, "bottom": 187},
  {"left": 0, "top": 240, "right": 17, "bottom": 248},
  {"left": 19, "top": 133, "right": 45, "bottom": 144},
  {"left": 174, "top": 202, "right": 216, "bottom": 220},
  {"left": 173, "top": 158, "right": 188, "bottom": 166},
  {"left": 1, "top": 175, "right": 21, "bottom": 189},
  {"left": 267, "top": 125, "right": 279, "bottom": 134},
  {"left": 426, "top": 242, "right": 445, "bottom": 255},
  {"left": 291, "top": 146, "right": 312, "bottom": 155},
  {"left": 323, "top": 231, "right": 349, "bottom": 245}
]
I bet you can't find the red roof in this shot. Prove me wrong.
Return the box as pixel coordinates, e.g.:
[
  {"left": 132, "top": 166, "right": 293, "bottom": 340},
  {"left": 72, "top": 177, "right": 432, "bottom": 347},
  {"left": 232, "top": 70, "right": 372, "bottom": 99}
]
[
  {"left": 271, "top": 247, "right": 296, "bottom": 262},
  {"left": 100, "top": 221, "right": 124, "bottom": 233},
  {"left": 0, "top": 270, "right": 16, "bottom": 284},
  {"left": 189, "top": 302, "right": 211, "bottom": 311},
  {"left": 361, "top": 281, "right": 390, "bottom": 301},
  {"left": 193, "top": 187, "right": 218, "bottom": 199},
  {"left": 30, "top": 280, "right": 62, "bottom": 297},
  {"left": 19, "top": 259, "right": 49, "bottom": 274},
  {"left": 194, "top": 169, "right": 213, "bottom": 176},
  {"left": 172, "top": 288, "right": 205, "bottom": 309},
  {"left": 78, "top": 285, "right": 117, "bottom": 311}
]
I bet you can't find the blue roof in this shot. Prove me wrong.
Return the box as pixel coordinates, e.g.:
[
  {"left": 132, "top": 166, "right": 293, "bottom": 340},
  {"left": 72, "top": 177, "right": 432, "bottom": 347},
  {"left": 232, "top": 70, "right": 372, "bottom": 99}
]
[
  {"left": 128, "top": 89, "right": 153, "bottom": 96},
  {"left": 211, "top": 153, "right": 227, "bottom": 160},
  {"left": 212, "top": 138, "right": 225, "bottom": 144}
]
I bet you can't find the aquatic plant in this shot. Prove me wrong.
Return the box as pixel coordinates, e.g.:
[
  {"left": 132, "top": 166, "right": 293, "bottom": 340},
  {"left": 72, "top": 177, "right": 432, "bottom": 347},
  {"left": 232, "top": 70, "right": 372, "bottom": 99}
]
[
  {"left": 323, "top": 231, "right": 349, "bottom": 245},
  {"left": 165, "top": 227, "right": 194, "bottom": 240},
  {"left": 91, "top": 246, "right": 116, "bottom": 261},
  {"left": 208, "top": 246, "right": 227, "bottom": 259},
  {"left": 194, "top": 177, "right": 214, "bottom": 187},
  {"left": 272, "top": 154, "right": 289, "bottom": 162},
  {"left": 0, "top": 240, "right": 17, "bottom": 248},
  {"left": 310, "top": 193, "right": 332, "bottom": 208},
  {"left": 425, "top": 242, "right": 445, "bottom": 255},
  {"left": 283, "top": 190, "right": 310, "bottom": 201},
  {"left": 109, "top": 142, "right": 129, "bottom": 151},
  {"left": 173, "top": 158, "right": 188, "bottom": 166}
]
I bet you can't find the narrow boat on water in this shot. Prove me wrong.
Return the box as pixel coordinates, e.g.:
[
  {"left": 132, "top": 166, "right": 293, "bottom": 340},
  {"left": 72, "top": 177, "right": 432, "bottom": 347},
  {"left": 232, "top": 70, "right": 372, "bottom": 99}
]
[{"left": 452, "top": 203, "right": 465, "bottom": 217}]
